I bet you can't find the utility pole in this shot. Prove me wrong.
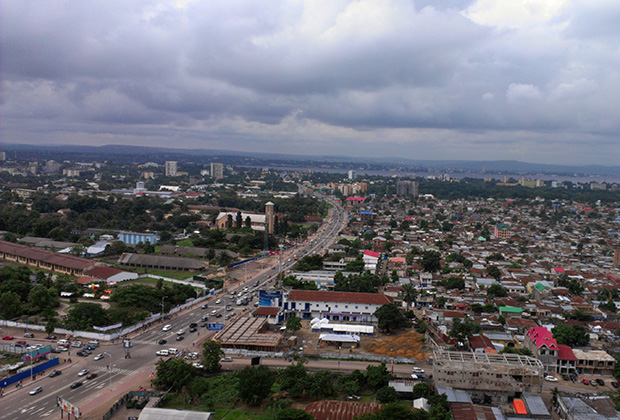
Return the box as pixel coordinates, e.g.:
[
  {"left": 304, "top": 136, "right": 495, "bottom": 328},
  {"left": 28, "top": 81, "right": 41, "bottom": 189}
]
[
  {"left": 103, "top": 352, "right": 113, "bottom": 391},
  {"left": 161, "top": 296, "right": 166, "bottom": 322}
]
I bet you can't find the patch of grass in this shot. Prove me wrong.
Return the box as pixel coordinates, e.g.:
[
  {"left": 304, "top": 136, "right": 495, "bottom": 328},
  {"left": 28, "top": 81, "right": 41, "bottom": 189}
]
[
  {"left": 176, "top": 238, "right": 195, "bottom": 247},
  {"left": 214, "top": 409, "right": 272, "bottom": 420}
]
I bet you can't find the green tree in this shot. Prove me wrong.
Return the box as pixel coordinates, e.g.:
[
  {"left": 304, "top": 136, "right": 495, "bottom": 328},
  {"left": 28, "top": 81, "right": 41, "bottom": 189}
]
[
  {"left": 306, "top": 370, "right": 336, "bottom": 398},
  {"left": 375, "top": 303, "right": 408, "bottom": 334},
  {"left": 412, "top": 382, "right": 431, "bottom": 399},
  {"left": 0, "top": 291, "right": 22, "bottom": 319},
  {"left": 358, "top": 403, "right": 426, "bottom": 420},
  {"left": 487, "top": 284, "right": 508, "bottom": 298},
  {"left": 486, "top": 265, "right": 502, "bottom": 280},
  {"left": 286, "top": 315, "right": 302, "bottom": 331},
  {"left": 421, "top": 250, "right": 441, "bottom": 272},
  {"left": 64, "top": 302, "right": 110, "bottom": 331},
  {"left": 28, "top": 285, "right": 57, "bottom": 314},
  {"left": 402, "top": 283, "right": 417, "bottom": 308},
  {"left": 376, "top": 386, "right": 400, "bottom": 403},
  {"left": 153, "top": 358, "right": 195, "bottom": 391},
  {"left": 237, "top": 365, "right": 276, "bottom": 406},
  {"left": 276, "top": 408, "right": 314, "bottom": 420},
  {"left": 202, "top": 340, "right": 223, "bottom": 374},
  {"left": 45, "top": 318, "right": 58, "bottom": 336},
  {"left": 552, "top": 323, "right": 589, "bottom": 346},
  {"left": 365, "top": 363, "right": 392, "bottom": 390},
  {"left": 279, "top": 362, "right": 308, "bottom": 398},
  {"left": 449, "top": 318, "right": 480, "bottom": 343}
]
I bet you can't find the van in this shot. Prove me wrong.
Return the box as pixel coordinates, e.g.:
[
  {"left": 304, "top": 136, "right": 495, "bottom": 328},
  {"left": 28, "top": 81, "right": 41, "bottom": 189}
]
[
  {"left": 88, "top": 340, "right": 99, "bottom": 348},
  {"left": 58, "top": 339, "right": 69, "bottom": 346},
  {"left": 156, "top": 349, "right": 169, "bottom": 356},
  {"left": 168, "top": 348, "right": 178, "bottom": 355}
]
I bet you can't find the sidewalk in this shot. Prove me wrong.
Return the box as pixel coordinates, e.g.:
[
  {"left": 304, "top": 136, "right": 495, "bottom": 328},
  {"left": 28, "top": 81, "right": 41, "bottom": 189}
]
[{"left": 1, "top": 357, "right": 76, "bottom": 398}]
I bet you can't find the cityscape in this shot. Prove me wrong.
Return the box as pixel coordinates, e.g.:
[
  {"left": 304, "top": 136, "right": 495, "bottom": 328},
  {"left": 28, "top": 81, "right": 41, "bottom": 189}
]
[{"left": 2, "top": 1, "right": 620, "bottom": 420}]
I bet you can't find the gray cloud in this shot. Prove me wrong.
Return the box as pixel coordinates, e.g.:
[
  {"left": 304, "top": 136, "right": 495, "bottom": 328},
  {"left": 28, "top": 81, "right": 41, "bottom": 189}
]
[{"left": 1, "top": 0, "right": 619, "bottom": 165}]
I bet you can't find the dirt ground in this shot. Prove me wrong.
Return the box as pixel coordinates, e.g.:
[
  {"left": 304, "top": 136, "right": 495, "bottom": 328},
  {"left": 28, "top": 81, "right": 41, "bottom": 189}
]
[{"left": 293, "top": 321, "right": 432, "bottom": 360}]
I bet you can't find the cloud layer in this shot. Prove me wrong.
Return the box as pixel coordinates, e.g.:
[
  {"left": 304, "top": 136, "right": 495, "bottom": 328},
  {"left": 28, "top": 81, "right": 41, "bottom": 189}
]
[{"left": 2, "top": 0, "right": 619, "bottom": 165}]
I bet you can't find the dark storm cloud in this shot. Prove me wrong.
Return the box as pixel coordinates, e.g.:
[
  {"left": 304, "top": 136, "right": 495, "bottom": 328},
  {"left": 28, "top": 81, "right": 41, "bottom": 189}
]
[{"left": 1, "top": 0, "right": 619, "bottom": 164}]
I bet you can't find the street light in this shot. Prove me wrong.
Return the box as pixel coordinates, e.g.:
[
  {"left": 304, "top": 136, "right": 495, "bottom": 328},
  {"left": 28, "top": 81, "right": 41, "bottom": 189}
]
[
  {"left": 161, "top": 296, "right": 167, "bottom": 322},
  {"left": 103, "top": 352, "right": 113, "bottom": 391}
]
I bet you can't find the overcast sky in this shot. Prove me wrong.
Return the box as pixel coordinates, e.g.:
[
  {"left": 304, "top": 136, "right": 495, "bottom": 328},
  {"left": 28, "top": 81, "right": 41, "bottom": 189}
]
[{"left": 2, "top": 0, "right": 619, "bottom": 165}]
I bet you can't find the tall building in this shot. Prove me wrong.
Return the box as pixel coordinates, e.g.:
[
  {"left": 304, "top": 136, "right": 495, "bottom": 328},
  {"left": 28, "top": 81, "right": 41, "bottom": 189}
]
[
  {"left": 396, "top": 180, "right": 419, "bottom": 197},
  {"left": 211, "top": 162, "right": 223, "bottom": 178},
  {"left": 165, "top": 161, "right": 178, "bottom": 177},
  {"left": 348, "top": 170, "right": 356, "bottom": 180},
  {"left": 44, "top": 160, "right": 61, "bottom": 174},
  {"left": 265, "top": 201, "right": 275, "bottom": 234},
  {"left": 0, "top": 151, "right": 6, "bottom": 161}
]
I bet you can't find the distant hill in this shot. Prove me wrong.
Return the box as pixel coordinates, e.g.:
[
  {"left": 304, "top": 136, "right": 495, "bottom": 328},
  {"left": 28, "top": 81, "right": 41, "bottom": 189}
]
[{"left": 1, "top": 142, "right": 620, "bottom": 177}]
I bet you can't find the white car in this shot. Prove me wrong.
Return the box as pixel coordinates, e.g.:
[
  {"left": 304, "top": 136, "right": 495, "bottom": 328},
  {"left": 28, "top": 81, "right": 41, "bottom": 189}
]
[
  {"left": 162, "top": 324, "right": 172, "bottom": 331},
  {"left": 412, "top": 367, "right": 425, "bottom": 373},
  {"left": 78, "top": 369, "right": 89, "bottom": 377},
  {"left": 215, "top": 299, "right": 222, "bottom": 304},
  {"left": 168, "top": 348, "right": 178, "bottom": 354},
  {"left": 156, "top": 349, "right": 169, "bottom": 356},
  {"left": 29, "top": 386, "right": 43, "bottom": 395},
  {"left": 192, "top": 362, "right": 204, "bottom": 369},
  {"left": 545, "top": 375, "right": 558, "bottom": 382},
  {"left": 94, "top": 353, "right": 104, "bottom": 361},
  {"left": 176, "top": 329, "right": 185, "bottom": 335}
]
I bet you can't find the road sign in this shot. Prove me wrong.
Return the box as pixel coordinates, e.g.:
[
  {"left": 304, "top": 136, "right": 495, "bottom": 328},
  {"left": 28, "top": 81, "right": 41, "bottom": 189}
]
[
  {"left": 208, "top": 323, "right": 224, "bottom": 331},
  {"left": 57, "top": 396, "right": 81, "bottom": 418}
]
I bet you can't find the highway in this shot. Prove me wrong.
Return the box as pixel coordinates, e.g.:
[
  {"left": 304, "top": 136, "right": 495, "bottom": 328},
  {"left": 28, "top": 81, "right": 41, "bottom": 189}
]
[{"left": 0, "top": 193, "right": 349, "bottom": 419}]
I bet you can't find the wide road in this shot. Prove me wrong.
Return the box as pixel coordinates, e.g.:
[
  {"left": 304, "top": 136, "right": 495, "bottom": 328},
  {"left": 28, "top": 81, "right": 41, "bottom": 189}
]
[{"left": 0, "top": 192, "right": 349, "bottom": 419}]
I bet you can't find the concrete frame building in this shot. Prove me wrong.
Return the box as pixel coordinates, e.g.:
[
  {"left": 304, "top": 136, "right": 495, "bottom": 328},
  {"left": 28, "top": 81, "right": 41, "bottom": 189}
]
[
  {"left": 284, "top": 290, "right": 392, "bottom": 322},
  {"left": 396, "top": 180, "right": 419, "bottom": 197},
  {"left": 433, "top": 349, "right": 544, "bottom": 403}
]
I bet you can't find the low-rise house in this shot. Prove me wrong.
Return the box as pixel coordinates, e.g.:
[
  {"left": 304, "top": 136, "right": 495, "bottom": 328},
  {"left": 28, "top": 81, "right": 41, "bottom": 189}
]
[{"left": 284, "top": 290, "right": 391, "bottom": 323}]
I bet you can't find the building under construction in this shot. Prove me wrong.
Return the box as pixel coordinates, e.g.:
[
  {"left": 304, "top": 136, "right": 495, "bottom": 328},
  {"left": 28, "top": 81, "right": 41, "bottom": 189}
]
[
  {"left": 433, "top": 350, "right": 543, "bottom": 403},
  {"left": 214, "top": 316, "right": 282, "bottom": 351}
]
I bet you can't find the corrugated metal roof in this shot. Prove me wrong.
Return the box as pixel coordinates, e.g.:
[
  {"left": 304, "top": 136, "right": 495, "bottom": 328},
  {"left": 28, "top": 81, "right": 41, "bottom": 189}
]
[
  {"left": 288, "top": 290, "right": 391, "bottom": 305},
  {"left": 137, "top": 408, "right": 214, "bottom": 420}
]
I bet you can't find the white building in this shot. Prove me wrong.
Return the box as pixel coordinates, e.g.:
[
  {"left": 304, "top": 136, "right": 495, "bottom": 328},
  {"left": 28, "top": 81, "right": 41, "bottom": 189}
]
[{"left": 285, "top": 290, "right": 392, "bottom": 323}]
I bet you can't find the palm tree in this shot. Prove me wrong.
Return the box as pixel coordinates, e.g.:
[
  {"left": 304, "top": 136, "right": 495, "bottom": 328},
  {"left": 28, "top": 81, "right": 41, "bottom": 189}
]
[{"left": 402, "top": 283, "right": 417, "bottom": 309}]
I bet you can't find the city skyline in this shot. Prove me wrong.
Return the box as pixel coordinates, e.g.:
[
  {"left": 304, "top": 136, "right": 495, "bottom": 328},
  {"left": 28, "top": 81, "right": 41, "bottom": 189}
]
[{"left": 2, "top": 0, "right": 619, "bottom": 165}]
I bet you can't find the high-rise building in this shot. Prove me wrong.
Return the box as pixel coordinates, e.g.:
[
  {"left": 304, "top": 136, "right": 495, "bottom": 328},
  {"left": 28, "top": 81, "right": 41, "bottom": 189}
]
[
  {"left": 165, "top": 161, "right": 178, "bottom": 177},
  {"left": 44, "top": 160, "right": 61, "bottom": 174},
  {"left": 0, "top": 151, "right": 6, "bottom": 161},
  {"left": 211, "top": 162, "right": 223, "bottom": 178},
  {"left": 348, "top": 170, "right": 356, "bottom": 180},
  {"left": 396, "top": 180, "right": 419, "bottom": 197},
  {"left": 265, "top": 201, "right": 275, "bottom": 234}
]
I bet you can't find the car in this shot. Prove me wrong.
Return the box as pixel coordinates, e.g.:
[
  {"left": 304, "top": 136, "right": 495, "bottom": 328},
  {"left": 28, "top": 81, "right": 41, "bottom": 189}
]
[
  {"left": 156, "top": 350, "right": 169, "bottom": 356},
  {"left": 45, "top": 335, "right": 57, "bottom": 340},
  {"left": 168, "top": 348, "right": 178, "bottom": 354},
  {"left": 201, "top": 303, "right": 209, "bottom": 309},
  {"left": 70, "top": 381, "right": 83, "bottom": 389},
  {"left": 15, "top": 340, "right": 27, "bottom": 346},
  {"left": 162, "top": 324, "right": 172, "bottom": 331},
  {"left": 412, "top": 367, "right": 424, "bottom": 373},
  {"left": 591, "top": 380, "right": 598, "bottom": 387},
  {"left": 76, "top": 350, "right": 87, "bottom": 357},
  {"left": 226, "top": 305, "right": 233, "bottom": 311},
  {"left": 189, "top": 327, "right": 197, "bottom": 333},
  {"left": 85, "top": 345, "right": 95, "bottom": 351},
  {"left": 2, "top": 335, "right": 14, "bottom": 340},
  {"left": 86, "top": 373, "right": 98, "bottom": 380},
  {"left": 49, "top": 370, "right": 62, "bottom": 378},
  {"left": 176, "top": 335, "right": 185, "bottom": 341},
  {"left": 562, "top": 374, "right": 570, "bottom": 381},
  {"left": 611, "top": 381, "right": 619, "bottom": 388},
  {"left": 596, "top": 379, "right": 605, "bottom": 386},
  {"left": 29, "top": 386, "right": 43, "bottom": 395},
  {"left": 78, "top": 369, "right": 89, "bottom": 377},
  {"left": 24, "top": 332, "right": 34, "bottom": 338},
  {"left": 211, "top": 310, "right": 217, "bottom": 315},
  {"left": 192, "top": 362, "right": 204, "bottom": 369},
  {"left": 177, "top": 329, "right": 185, "bottom": 335},
  {"left": 71, "top": 341, "right": 82, "bottom": 348},
  {"left": 200, "top": 323, "right": 207, "bottom": 328},
  {"left": 158, "top": 339, "right": 167, "bottom": 345},
  {"left": 582, "top": 378, "right": 590, "bottom": 385},
  {"left": 201, "top": 316, "right": 208, "bottom": 322},
  {"left": 411, "top": 374, "right": 419, "bottom": 380},
  {"left": 82, "top": 349, "right": 92, "bottom": 355},
  {"left": 545, "top": 375, "right": 558, "bottom": 382},
  {"left": 215, "top": 299, "right": 222, "bottom": 304},
  {"left": 94, "top": 353, "right": 104, "bottom": 361},
  {"left": 189, "top": 322, "right": 197, "bottom": 328},
  {"left": 221, "top": 356, "right": 233, "bottom": 362},
  {"left": 215, "top": 313, "right": 222, "bottom": 318}
]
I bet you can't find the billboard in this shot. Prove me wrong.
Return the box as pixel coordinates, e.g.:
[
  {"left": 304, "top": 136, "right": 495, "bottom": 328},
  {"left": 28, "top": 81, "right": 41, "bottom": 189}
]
[
  {"left": 57, "top": 397, "right": 81, "bottom": 418},
  {"left": 208, "top": 323, "right": 224, "bottom": 331},
  {"left": 23, "top": 345, "right": 52, "bottom": 362}
]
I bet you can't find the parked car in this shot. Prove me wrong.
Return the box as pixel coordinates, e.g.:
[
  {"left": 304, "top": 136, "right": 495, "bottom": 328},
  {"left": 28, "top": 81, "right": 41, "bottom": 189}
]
[
  {"left": 156, "top": 350, "right": 169, "bottom": 356},
  {"left": 49, "top": 370, "right": 62, "bottom": 378},
  {"left": 192, "top": 362, "right": 204, "bottom": 369},
  {"left": 611, "top": 381, "right": 619, "bottom": 388},
  {"left": 45, "top": 335, "right": 57, "bottom": 340},
  {"left": 562, "top": 374, "right": 570, "bottom": 381},
  {"left": 78, "top": 369, "right": 89, "bottom": 377},
  {"left": 15, "top": 340, "right": 27, "bottom": 346},
  {"left": 545, "top": 375, "right": 558, "bottom": 382},
  {"left": 221, "top": 356, "right": 233, "bottom": 362},
  {"left": 596, "top": 378, "right": 605, "bottom": 386},
  {"left": 2, "top": 335, "right": 14, "bottom": 340},
  {"left": 86, "top": 373, "right": 98, "bottom": 380},
  {"left": 24, "top": 333, "right": 34, "bottom": 338},
  {"left": 29, "top": 386, "right": 43, "bottom": 395},
  {"left": 582, "top": 378, "right": 590, "bottom": 385},
  {"left": 70, "top": 382, "right": 83, "bottom": 389}
]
